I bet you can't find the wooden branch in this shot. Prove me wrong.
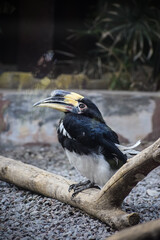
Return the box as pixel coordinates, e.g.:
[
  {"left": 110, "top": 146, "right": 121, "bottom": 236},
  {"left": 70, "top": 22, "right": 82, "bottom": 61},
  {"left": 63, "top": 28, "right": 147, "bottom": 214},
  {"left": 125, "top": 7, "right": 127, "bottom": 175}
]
[
  {"left": 0, "top": 138, "right": 160, "bottom": 230},
  {"left": 96, "top": 138, "right": 160, "bottom": 207},
  {"left": 107, "top": 218, "right": 160, "bottom": 240}
]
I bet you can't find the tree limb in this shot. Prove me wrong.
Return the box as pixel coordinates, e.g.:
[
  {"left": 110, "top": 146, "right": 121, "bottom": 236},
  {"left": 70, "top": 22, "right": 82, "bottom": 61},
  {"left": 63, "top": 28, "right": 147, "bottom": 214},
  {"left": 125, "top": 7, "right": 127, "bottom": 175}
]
[
  {"left": 0, "top": 138, "right": 160, "bottom": 230},
  {"left": 96, "top": 138, "right": 160, "bottom": 207},
  {"left": 107, "top": 218, "right": 160, "bottom": 240}
]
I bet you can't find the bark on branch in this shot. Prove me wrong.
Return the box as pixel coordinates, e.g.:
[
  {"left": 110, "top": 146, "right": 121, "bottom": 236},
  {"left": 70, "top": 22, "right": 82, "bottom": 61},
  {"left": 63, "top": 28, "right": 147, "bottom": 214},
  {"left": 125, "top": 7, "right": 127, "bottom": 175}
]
[
  {"left": 107, "top": 218, "right": 160, "bottom": 240},
  {"left": 0, "top": 138, "right": 160, "bottom": 230}
]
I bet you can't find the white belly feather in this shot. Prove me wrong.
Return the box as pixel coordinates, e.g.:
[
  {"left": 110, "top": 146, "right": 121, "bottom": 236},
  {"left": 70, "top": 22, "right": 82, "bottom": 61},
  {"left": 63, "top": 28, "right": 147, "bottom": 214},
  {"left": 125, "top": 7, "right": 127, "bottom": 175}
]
[{"left": 65, "top": 149, "right": 116, "bottom": 187}]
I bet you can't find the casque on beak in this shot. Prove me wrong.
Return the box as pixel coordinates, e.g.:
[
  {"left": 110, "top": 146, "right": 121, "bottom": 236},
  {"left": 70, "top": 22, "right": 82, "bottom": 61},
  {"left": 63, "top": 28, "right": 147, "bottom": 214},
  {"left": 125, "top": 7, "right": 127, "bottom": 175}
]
[{"left": 33, "top": 89, "right": 84, "bottom": 113}]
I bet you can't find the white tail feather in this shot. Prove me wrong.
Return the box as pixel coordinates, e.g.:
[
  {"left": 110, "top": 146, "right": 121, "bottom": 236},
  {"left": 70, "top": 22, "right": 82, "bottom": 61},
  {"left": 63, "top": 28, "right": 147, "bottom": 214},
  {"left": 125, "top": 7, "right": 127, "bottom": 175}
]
[{"left": 116, "top": 140, "right": 141, "bottom": 158}]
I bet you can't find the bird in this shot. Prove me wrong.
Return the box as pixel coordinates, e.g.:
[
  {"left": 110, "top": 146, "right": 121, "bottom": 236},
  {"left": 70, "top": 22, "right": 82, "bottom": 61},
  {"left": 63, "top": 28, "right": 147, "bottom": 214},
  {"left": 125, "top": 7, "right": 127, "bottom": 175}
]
[{"left": 34, "top": 89, "right": 140, "bottom": 197}]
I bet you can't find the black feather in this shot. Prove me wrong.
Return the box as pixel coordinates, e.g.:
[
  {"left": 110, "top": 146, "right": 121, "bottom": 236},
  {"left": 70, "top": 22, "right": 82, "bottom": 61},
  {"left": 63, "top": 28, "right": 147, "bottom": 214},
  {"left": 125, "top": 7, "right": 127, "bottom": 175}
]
[{"left": 58, "top": 112, "right": 126, "bottom": 170}]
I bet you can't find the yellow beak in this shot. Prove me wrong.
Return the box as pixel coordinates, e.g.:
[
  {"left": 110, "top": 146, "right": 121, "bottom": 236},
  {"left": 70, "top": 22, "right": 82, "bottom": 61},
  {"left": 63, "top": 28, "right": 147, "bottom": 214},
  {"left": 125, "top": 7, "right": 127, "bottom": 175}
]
[{"left": 33, "top": 90, "right": 84, "bottom": 112}]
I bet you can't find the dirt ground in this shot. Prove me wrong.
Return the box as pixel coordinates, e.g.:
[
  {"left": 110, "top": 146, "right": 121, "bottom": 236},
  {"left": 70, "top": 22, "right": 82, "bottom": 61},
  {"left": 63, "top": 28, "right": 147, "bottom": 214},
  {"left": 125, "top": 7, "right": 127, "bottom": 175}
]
[{"left": 0, "top": 142, "right": 160, "bottom": 240}]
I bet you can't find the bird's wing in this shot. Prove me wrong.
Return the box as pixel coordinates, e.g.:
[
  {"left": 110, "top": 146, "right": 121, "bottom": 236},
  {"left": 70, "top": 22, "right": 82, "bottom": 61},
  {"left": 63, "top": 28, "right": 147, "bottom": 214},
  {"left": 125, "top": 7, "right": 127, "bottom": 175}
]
[
  {"left": 88, "top": 125, "right": 127, "bottom": 169},
  {"left": 63, "top": 115, "right": 126, "bottom": 169},
  {"left": 99, "top": 135, "right": 127, "bottom": 169}
]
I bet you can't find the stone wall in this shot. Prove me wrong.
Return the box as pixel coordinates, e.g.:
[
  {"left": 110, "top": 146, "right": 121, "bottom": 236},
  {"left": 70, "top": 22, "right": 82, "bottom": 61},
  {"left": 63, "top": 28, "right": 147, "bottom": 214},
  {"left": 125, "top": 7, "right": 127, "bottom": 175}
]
[{"left": 0, "top": 90, "right": 159, "bottom": 147}]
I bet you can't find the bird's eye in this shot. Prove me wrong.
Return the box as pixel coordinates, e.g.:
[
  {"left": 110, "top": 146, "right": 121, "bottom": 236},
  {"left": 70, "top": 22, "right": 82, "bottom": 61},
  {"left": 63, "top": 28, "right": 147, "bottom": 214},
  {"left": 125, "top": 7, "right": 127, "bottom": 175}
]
[{"left": 79, "top": 103, "right": 86, "bottom": 109}]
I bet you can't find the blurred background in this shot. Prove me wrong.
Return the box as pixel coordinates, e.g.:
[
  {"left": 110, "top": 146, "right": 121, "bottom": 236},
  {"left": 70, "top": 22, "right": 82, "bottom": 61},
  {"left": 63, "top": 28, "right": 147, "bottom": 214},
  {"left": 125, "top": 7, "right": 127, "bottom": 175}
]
[
  {"left": 0, "top": 0, "right": 160, "bottom": 146},
  {"left": 0, "top": 0, "right": 160, "bottom": 90}
]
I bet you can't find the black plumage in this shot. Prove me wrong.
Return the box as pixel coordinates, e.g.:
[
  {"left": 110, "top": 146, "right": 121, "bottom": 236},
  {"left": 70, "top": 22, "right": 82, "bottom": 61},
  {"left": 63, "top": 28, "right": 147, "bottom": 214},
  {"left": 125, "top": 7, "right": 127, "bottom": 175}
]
[{"left": 58, "top": 110, "right": 126, "bottom": 169}]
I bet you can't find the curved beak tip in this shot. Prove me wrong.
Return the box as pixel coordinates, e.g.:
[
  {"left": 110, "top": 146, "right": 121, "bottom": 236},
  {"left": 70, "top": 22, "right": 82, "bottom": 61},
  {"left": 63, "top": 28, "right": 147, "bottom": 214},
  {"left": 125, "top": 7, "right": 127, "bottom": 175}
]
[{"left": 33, "top": 101, "right": 41, "bottom": 107}]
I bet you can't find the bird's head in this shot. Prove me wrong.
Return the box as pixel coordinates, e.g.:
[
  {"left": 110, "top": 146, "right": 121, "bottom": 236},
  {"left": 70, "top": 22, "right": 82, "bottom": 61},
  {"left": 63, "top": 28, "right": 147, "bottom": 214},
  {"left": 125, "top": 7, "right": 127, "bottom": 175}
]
[{"left": 33, "top": 90, "right": 105, "bottom": 123}]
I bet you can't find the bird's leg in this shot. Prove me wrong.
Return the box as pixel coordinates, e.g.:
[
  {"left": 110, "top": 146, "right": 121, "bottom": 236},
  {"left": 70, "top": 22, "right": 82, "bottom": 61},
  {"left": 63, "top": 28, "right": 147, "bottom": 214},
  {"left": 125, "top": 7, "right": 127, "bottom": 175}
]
[{"left": 69, "top": 180, "right": 100, "bottom": 198}]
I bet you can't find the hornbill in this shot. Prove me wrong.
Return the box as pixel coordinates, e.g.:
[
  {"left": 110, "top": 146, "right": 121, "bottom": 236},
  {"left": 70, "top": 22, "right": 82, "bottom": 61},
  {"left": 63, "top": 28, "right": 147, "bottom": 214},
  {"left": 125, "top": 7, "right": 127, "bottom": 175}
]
[{"left": 34, "top": 90, "right": 140, "bottom": 197}]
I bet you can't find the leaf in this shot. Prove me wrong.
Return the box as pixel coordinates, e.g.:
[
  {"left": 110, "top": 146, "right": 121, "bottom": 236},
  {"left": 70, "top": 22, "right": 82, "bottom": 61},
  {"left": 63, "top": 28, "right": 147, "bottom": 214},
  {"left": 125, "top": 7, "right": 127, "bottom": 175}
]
[
  {"left": 96, "top": 42, "right": 109, "bottom": 52},
  {"left": 108, "top": 11, "right": 119, "bottom": 16},
  {"left": 55, "top": 50, "right": 75, "bottom": 58},
  {"left": 112, "top": 3, "right": 121, "bottom": 8},
  {"left": 147, "top": 47, "right": 153, "bottom": 60},
  {"left": 133, "top": 51, "right": 143, "bottom": 61},
  {"left": 102, "top": 18, "right": 113, "bottom": 22},
  {"left": 101, "top": 31, "right": 112, "bottom": 40}
]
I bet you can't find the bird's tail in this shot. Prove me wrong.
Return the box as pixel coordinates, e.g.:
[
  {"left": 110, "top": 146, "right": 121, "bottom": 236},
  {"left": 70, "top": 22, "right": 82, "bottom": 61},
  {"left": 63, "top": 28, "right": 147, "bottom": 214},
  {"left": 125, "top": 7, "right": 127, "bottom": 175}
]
[{"left": 115, "top": 140, "right": 141, "bottom": 158}]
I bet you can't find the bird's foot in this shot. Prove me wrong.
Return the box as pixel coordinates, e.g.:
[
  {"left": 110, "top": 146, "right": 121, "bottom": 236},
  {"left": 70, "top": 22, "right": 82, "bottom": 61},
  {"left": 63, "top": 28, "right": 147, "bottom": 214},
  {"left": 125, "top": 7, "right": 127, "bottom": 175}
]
[{"left": 69, "top": 180, "right": 100, "bottom": 198}]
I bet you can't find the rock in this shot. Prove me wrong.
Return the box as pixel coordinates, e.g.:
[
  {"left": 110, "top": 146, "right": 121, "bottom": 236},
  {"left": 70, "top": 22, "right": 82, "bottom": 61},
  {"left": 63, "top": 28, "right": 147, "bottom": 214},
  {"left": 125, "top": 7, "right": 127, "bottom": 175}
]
[{"left": 146, "top": 189, "right": 160, "bottom": 197}]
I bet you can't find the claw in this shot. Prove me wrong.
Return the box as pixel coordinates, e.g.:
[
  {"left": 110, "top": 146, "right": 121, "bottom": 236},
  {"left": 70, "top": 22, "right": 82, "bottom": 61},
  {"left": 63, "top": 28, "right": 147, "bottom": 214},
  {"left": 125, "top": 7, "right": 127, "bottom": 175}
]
[
  {"left": 68, "top": 180, "right": 100, "bottom": 198},
  {"left": 68, "top": 183, "right": 77, "bottom": 192}
]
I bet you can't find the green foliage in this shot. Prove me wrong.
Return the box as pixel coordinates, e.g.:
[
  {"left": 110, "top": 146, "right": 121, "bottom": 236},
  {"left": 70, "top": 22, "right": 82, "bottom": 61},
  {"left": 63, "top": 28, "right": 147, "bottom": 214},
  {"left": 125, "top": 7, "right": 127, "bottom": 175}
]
[
  {"left": 0, "top": 0, "right": 16, "bottom": 35},
  {"left": 69, "top": 0, "right": 160, "bottom": 90},
  {"left": 96, "top": 0, "right": 160, "bottom": 62},
  {"left": 0, "top": 0, "right": 16, "bottom": 15}
]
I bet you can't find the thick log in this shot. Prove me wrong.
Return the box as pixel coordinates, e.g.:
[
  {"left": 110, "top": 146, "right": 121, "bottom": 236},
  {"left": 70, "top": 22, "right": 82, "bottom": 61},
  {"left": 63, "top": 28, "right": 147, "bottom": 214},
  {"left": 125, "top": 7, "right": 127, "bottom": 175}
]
[
  {"left": 107, "top": 219, "right": 160, "bottom": 240},
  {"left": 0, "top": 138, "right": 160, "bottom": 230}
]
